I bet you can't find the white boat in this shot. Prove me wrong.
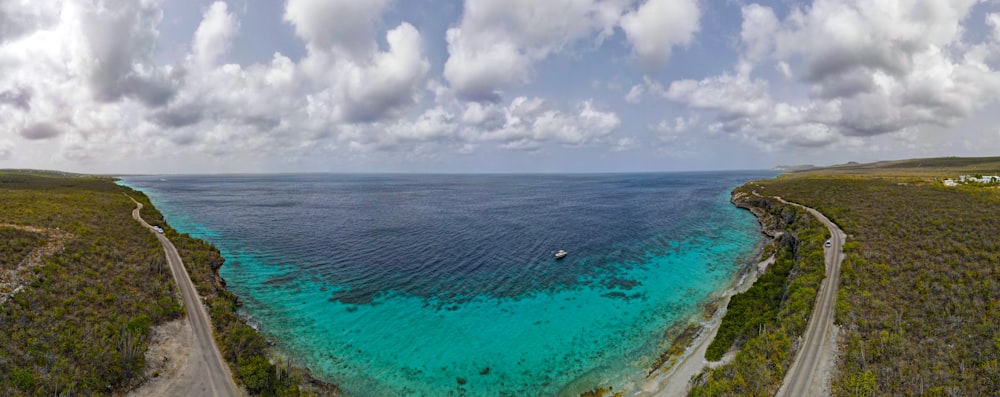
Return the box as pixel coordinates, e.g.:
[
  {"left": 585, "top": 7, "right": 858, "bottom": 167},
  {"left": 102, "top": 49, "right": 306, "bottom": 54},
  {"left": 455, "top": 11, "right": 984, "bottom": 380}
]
[{"left": 555, "top": 249, "right": 567, "bottom": 259}]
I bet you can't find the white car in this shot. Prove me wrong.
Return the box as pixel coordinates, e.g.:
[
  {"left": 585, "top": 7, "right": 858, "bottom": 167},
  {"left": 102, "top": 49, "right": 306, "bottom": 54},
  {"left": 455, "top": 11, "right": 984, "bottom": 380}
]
[{"left": 824, "top": 240, "right": 832, "bottom": 248}]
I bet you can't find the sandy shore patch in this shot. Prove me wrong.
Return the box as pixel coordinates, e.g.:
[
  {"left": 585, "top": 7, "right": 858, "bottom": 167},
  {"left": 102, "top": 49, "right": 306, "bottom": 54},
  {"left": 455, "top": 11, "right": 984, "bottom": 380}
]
[{"left": 642, "top": 255, "right": 775, "bottom": 397}]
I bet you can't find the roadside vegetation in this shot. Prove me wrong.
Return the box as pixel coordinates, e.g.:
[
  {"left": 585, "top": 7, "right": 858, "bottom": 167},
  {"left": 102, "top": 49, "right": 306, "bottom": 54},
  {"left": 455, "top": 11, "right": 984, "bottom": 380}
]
[
  {"left": 688, "top": 190, "right": 829, "bottom": 396},
  {"left": 753, "top": 173, "right": 1000, "bottom": 396},
  {"left": 0, "top": 171, "right": 335, "bottom": 396}
]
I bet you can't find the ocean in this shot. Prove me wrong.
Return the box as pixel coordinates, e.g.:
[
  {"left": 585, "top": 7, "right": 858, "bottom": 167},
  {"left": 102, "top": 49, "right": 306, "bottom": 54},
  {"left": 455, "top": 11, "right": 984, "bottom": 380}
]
[{"left": 120, "top": 172, "right": 773, "bottom": 396}]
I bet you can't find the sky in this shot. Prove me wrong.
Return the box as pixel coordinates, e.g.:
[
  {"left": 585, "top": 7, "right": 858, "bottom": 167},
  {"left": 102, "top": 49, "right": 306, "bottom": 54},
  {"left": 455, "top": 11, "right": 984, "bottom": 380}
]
[{"left": 3, "top": 0, "right": 1000, "bottom": 174}]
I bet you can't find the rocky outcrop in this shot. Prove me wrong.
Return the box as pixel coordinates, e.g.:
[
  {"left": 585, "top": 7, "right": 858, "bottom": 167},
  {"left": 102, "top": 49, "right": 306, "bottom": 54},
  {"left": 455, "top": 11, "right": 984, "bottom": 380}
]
[
  {"left": 207, "top": 249, "right": 227, "bottom": 288},
  {"left": 731, "top": 189, "right": 799, "bottom": 251}
]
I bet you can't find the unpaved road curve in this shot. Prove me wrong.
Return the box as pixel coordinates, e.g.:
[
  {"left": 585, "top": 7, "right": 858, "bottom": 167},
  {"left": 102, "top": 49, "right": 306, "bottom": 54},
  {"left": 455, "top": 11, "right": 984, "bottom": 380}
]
[
  {"left": 130, "top": 198, "right": 241, "bottom": 397},
  {"left": 773, "top": 196, "right": 846, "bottom": 397}
]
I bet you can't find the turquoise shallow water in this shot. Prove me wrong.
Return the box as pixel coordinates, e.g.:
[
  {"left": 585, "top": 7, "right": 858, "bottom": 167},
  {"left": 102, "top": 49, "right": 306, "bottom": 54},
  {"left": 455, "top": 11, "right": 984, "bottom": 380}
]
[{"left": 121, "top": 173, "right": 769, "bottom": 396}]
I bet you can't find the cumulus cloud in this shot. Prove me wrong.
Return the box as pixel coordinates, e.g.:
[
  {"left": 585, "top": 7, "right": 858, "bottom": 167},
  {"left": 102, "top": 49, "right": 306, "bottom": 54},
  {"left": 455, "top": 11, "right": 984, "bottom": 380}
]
[
  {"left": 340, "top": 97, "right": 623, "bottom": 153},
  {"left": 342, "top": 106, "right": 462, "bottom": 152},
  {"left": 135, "top": 0, "right": 428, "bottom": 153},
  {"left": 283, "top": 0, "right": 388, "bottom": 59},
  {"left": 0, "top": 0, "right": 643, "bottom": 172},
  {"left": 192, "top": 1, "right": 238, "bottom": 69},
  {"left": 79, "top": 0, "right": 179, "bottom": 106},
  {"left": 327, "top": 23, "right": 430, "bottom": 122},
  {"left": 284, "top": 1, "right": 429, "bottom": 123},
  {"left": 444, "top": 0, "right": 632, "bottom": 101},
  {"left": 740, "top": 4, "right": 778, "bottom": 62},
  {"left": 620, "top": 0, "right": 700, "bottom": 70},
  {"left": 665, "top": 70, "right": 772, "bottom": 119},
  {"left": 0, "top": 0, "right": 163, "bottom": 165},
  {"left": 613, "top": 137, "right": 637, "bottom": 151},
  {"left": 625, "top": 84, "right": 645, "bottom": 104},
  {"left": 476, "top": 98, "right": 621, "bottom": 150},
  {"left": 0, "top": 0, "right": 394, "bottom": 166},
  {"left": 657, "top": 0, "right": 1000, "bottom": 150}
]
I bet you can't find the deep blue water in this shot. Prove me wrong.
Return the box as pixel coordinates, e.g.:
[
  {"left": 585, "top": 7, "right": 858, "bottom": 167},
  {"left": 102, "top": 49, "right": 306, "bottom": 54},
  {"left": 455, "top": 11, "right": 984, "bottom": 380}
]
[{"left": 121, "top": 172, "right": 773, "bottom": 396}]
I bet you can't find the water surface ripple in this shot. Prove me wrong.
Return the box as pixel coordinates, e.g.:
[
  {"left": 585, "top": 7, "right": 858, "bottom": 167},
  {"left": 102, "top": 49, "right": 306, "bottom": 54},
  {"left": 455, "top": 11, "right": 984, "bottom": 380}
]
[{"left": 122, "top": 172, "right": 772, "bottom": 396}]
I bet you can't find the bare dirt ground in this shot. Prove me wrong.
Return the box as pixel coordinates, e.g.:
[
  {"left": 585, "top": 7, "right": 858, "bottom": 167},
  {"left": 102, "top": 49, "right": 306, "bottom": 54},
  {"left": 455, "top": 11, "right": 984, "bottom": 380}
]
[
  {"left": 128, "top": 199, "right": 242, "bottom": 397},
  {"left": 129, "top": 319, "right": 193, "bottom": 396}
]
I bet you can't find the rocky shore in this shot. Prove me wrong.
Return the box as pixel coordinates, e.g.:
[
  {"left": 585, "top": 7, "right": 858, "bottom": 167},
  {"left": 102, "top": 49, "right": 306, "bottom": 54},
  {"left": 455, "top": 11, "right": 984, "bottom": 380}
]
[{"left": 641, "top": 186, "right": 800, "bottom": 396}]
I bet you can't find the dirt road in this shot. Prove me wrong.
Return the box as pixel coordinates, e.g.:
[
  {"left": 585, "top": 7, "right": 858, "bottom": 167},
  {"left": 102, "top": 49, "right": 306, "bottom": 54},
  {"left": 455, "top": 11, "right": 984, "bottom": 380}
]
[
  {"left": 773, "top": 197, "right": 845, "bottom": 397},
  {"left": 130, "top": 198, "right": 241, "bottom": 397}
]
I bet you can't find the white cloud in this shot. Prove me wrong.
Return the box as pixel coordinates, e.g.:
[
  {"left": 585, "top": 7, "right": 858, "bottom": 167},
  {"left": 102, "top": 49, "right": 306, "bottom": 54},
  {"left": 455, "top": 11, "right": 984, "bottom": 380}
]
[
  {"left": 989, "top": 13, "right": 1000, "bottom": 42},
  {"left": 334, "top": 97, "right": 623, "bottom": 154},
  {"left": 9, "top": 0, "right": 998, "bottom": 172},
  {"left": 0, "top": 0, "right": 170, "bottom": 168},
  {"left": 740, "top": 4, "right": 778, "bottom": 62},
  {"left": 0, "top": 0, "right": 432, "bottom": 168},
  {"left": 444, "top": 0, "right": 632, "bottom": 101},
  {"left": 620, "top": 0, "right": 700, "bottom": 70},
  {"left": 656, "top": 0, "right": 1000, "bottom": 151},
  {"left": 0, "top": 1, "right": 61, "bottom": 43},
  {"left": 476, "top": 98, "right": 620, "bottom": 149},
  {"left": 326, "top": 23, "right": 430, "bottom": 123},
  {"left": 284, "top": 1, "right": 430, "bottom": 123},
  {"left": 461, "top": 101, "right": 504, "bottom": 128},
  {"left": 340, "top": 106, "right": 461, "bottom": 152},
  {"left": 191, "top": 2, "right": 238, "bottom": 69},
  {"left": 665, "top": 70, "right": 771, "bottom": 119},
  {"left": 78, "top": 0, "right": 178, "bottom": 106},
  {"left": 653, "top": 115, "right": 699, "bottom": 134},
  {"left": 613, "top": 137, "right": 636, "bottom": 151},
  {"left": 625, "top": 84, "right": 645, "bottom": 103},
  {"left": 283, "top": 0, "right": 388, "bottom": 60}
]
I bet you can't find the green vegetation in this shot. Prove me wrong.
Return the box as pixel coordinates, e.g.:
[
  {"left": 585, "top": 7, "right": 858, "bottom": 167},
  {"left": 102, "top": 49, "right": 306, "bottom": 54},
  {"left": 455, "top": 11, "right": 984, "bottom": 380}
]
[
  {"left": 751, "top": 173, "right": 1000, "bottom": 396},
  {"left": 794, "top": 156, "right": 1000, "bottom": 177},
  {"left": 689, "top": 190, "right": 829, "bottom": 396},
  {"left": 0, "top": 171, "right": 336, "bottom": 396},
  {"left": 0, "top": 227, "right": 43, "bottom": 269},
  {"left": 0, "top": 171, "right": 179, "bottom": 394}
]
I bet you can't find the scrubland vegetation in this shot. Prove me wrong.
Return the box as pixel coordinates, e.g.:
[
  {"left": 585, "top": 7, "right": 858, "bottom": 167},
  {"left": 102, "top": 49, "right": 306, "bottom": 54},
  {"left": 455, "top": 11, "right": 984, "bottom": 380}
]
[
  {"left": 752, "top": 174, "right": 1000, "bottom": 396},
  {"left": 689, "top": 157, "right": 1000, "bottom": 396},
  {"left": 0, "top": 171, "right": 333, "bottom": 396},
  {"left": 688, "top": 190, "right": 829, "bottom": 396},
  {"left": 0, "top": 227, "right": 42, "bottom": 269},
  {"left": 0, "top": 171, "right": 179, "bottom": 394}
]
